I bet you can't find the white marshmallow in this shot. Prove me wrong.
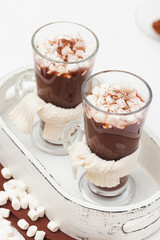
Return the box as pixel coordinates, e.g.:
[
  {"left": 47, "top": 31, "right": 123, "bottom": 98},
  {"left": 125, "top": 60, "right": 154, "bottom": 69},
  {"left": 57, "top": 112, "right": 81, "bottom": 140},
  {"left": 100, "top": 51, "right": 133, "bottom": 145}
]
[
  {"left": 7, "top": 189, "right": 19, "bottom": 201},
  {"left": 67, "top": 63, "right": 78, "bottom": 72},
  {"left": 34, "top": 230, "right": 46, "bottom": 240},
  {"left": 20, "top": 196, "right": 29, "bottom": 209},
  {"left": 116, "top": 98, "right": 127, "bottom": 109},
  {"left": 29, "top": 199, "right": 38, "bottom": 210},
  {"left": 18, "top": 191, "right": 27, "bottom": 199},
  {"left": 76, "top": 50, "right": 84, "bottom": 58},
  {"left": 28, "top": 209, "right": 38, "bottom": 221},
  {"left": 11, "top": 198, "right": 20, "bottom": 211},
  {"left": 68, "top": 54, "right": 78, "bottom": 62},
  {"left": 3, "top": 181, "right": 14, "bottom": 192},
  {"left": 0, "top": 208, "right": 10, "bottom": 218},
  {"left": 1, "top": 168, "right": 12, "bottom": 179},
  {"left": 3, "top": 179, "right": 27, "bottom": 192},
  {"left": 15, "top": 180, "right": 27, "bottom": 192},
  {"left": 36, "top": 206, "right": 45, "bottom": 218},
  {"left": 17, "top": 219, "right": 29, "bottom": 230},
  {"left": 0, "top": 191, "right": 8, "bottom": 206},
  {"left": 27, "top": 225, "right": 37, "bottom": 237},
  {"left": 61, "top": 46, "right": 72, "bottom": 56},
  {"left": 47, "top": 221, "right": 60, "bottom": 232},
  {"left": 94, "top": 112, "right": 106, "bottom": 123}
]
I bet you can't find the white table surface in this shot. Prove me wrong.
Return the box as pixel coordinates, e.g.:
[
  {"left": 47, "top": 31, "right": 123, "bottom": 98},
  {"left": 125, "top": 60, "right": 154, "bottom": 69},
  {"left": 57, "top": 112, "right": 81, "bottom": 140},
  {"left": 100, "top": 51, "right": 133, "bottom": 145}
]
[{"left": 0, "top": 0, "right": 160, "bottom": 239}]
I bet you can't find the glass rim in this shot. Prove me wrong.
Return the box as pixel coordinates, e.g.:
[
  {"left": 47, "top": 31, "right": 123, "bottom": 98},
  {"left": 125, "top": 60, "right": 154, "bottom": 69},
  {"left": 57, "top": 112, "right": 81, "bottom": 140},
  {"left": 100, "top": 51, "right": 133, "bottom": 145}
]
[
  {"left": 31, "top": 21, "right": 99, "bottom": 64},
  {"left": 82, "top": 70, "right": 153, "bottom": 116}
]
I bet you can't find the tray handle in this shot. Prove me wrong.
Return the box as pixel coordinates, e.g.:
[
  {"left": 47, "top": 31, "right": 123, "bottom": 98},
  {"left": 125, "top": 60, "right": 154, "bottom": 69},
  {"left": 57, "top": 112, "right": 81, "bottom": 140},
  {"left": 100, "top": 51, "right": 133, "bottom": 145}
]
[
  {"left": 5, "top": 70, "right": 35, "bottom": 101},
  {"left": 123, "top": 207, "right": 160, "bottom": 233}
]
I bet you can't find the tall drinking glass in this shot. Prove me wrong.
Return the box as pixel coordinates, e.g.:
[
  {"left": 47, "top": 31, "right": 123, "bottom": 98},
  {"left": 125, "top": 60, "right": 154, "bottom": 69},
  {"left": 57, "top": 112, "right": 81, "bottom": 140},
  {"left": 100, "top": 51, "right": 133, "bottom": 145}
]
[
  {"left": 31, "top": 21, "right": 99, "bottom": 155},
  {"left": 63, "top": 70, "right": 152, "bottom": 206}
]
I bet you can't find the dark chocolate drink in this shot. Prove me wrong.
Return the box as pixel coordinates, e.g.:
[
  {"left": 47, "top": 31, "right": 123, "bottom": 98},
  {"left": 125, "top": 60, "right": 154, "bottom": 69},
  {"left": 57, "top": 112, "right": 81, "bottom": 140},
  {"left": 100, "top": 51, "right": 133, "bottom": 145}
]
[
  {"left": 84, "top": 115, "right": 144, "bottom": 161},
  {"left": 83, "top": 82, "right": 146, "bottom": 190},
  {"left": 35, "top": 64, "right": 91, "bottom": 108}
]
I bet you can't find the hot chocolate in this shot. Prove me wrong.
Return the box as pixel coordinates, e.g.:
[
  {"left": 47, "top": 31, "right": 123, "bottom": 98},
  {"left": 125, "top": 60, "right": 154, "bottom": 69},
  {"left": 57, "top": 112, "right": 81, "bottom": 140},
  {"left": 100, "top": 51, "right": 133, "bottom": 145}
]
[
  {"left": 34, "top": 35, "right": 94, "bottom": 108},
  {"left": 84, "top": 82, "right": 146, "bottom": 190},
  {"left": 84, "top": 82, "right": 145, "bottom": 159}
]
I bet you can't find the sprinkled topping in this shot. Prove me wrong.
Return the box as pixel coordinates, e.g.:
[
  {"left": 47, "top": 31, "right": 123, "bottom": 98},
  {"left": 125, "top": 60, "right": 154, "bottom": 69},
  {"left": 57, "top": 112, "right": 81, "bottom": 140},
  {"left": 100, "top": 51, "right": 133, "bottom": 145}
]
[
  {"left": 36, "top": 35, "right": 90, "bottom": 62},
  {"left": 35, "top": 34, "right": 93, "bottom": 76},
  {"left": 87, "top": 83, "right": 145, "bottom": 114},
  {"left": 86, "top": 82, "right": 145, "bottom": 129}
]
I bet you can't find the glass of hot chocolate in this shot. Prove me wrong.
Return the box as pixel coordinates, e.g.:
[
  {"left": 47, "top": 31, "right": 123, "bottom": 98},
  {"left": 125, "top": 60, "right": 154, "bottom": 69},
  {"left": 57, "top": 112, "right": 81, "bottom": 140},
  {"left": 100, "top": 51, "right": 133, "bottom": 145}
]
[
  {"left": 31, "top": 22, "right": 99, "bottom": 155},
  {"left": 63, "top": 70, "right": 152, "bottom": 206}
]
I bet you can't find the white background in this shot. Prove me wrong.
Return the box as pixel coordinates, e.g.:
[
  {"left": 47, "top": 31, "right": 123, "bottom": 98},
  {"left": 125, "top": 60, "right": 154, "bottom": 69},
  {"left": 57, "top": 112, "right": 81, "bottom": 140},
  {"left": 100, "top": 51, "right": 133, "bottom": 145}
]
[{"left": 0, "top": 0, "right": 160, "bottom": 239}]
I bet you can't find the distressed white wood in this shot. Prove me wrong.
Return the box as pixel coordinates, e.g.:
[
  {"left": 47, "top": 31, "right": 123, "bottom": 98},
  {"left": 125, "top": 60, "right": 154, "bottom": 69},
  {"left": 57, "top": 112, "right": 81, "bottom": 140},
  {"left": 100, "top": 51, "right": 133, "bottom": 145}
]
[{"left": 0, "top": 67, "right": 160, "bottom": 240}]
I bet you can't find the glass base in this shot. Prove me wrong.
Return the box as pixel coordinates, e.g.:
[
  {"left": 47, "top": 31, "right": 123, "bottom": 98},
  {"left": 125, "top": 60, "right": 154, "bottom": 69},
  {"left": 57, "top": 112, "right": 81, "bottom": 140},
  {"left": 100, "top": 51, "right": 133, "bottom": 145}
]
[
  {"left": 79, "top": 172, "right": 136, "bottom": 206},
  {"left": 135, "top": 0, "right": 160, "bottom": 41},
  {"left": 31, "top": 121, "right": 68, "bottom": 155}
]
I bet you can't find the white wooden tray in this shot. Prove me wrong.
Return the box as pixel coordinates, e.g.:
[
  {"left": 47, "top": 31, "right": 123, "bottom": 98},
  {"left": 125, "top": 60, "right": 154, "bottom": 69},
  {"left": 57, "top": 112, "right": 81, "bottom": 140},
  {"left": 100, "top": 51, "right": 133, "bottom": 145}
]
[{"left": 0, "top": 67, "right": 160, "bottom": 240}]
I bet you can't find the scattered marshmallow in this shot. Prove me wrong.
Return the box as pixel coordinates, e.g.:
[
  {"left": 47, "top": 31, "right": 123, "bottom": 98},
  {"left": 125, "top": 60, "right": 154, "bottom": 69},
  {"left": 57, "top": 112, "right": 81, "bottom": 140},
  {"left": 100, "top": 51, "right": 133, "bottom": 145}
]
[
  {"left": 28, "top": 209, "right": 39, "bottom": 221},
  {"left": 3, "top": 180, "right": 27, "bottom": 192},
  {"left": 17, "top": 219, "right": 29, "bottom": 230},
  {"left": 7, "top": 189, "right": 19, "bottom": 201},
  {"left": 0, "top": 208, "right": 10, "bottom": 218},
  {"left": 0, "top": 191, "right": 8, "bottom": 206},
  {"left": 11, "top": 198, "right": 20, "bottom": 211},
  {"left": 34, "top": 230, "right": 46, "bottom": 240},
  {"left": 29, "top": 199, "right": 39, "bottom": 210},
  {"left": 1, "top": 168, "right": 12, "bottom": 179},
  {"left": 27, "top": 225, "right": 37, "bottom": 237},
  {"left": 47, "top": 221, "right": 60, "bottom": 232},
  {"left": 36, "top": 206, "right": 45, "bottom": 218},
  {"left": 20, "top": 196, "right": 29, "bottom": 209}
]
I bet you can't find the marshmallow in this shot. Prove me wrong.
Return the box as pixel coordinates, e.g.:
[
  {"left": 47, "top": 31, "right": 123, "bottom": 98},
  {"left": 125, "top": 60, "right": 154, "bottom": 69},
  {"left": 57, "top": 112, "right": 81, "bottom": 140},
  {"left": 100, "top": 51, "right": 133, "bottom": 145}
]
[
  {"left": 1, "top": 168, "right": 12, "bottom": 179},
  {"left": 47, "top": 221, "right": 60, "bottom": 232},
  {"left": 15, "top": 180, "right": 27, "bottom": 192},
  {"left": 20, "top": 196, "right": 29, "bottom": 209},
  {"left": 0, "top": 191, "right": 8, "bottom": 206},
  {"left": 29, "top": 199, "right": 39, "bottom": 210},
  {"left": 0, "top": 208, "right": 10, "bottom": 218},
  {"left": 27, "top": 225, "right": 37, "bottom": 237},
  {"left": 36, "top": 206, "right": 45, "bottom": 218},
  {"left": 34, "top": 230, "right": 46, "bottom": 240},
  {"left": 11, "top": 198, "right": 20, "bottom": 211},
  {"left": 28, "top": 209, "right": 39, "bottom": 221},
  {"left": 67, "top": 63, "right": 78, "bottom": 72},
  {"left": 7, "top": 189, "right": 19, "bottom": 200},
  {"left": 3, "top": 180, "right": 27, "bottom": 192},
  {"left": 17, "top": 219, "right": 29, "bottom": 230}
]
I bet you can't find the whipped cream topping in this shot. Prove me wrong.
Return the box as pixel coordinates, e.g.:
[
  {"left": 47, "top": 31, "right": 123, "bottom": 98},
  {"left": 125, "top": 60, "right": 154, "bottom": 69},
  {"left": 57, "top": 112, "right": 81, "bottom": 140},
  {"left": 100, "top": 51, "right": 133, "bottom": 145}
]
[
  {"left": 35, "top": 34, "right": 94, "bottom": 75},
  {"left": 86, "top": 82, "right": 145, "bottom": 128}
]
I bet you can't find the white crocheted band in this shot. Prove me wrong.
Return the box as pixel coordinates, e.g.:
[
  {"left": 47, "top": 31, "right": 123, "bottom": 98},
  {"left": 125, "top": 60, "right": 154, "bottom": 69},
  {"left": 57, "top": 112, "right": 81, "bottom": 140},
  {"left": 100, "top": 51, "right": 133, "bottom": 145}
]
[
  {"left": 10, "top": 93, "right": 82, "bottom": 141},
  {"left": 68, "top": 138, "right": 141, "bottom": 188}
]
